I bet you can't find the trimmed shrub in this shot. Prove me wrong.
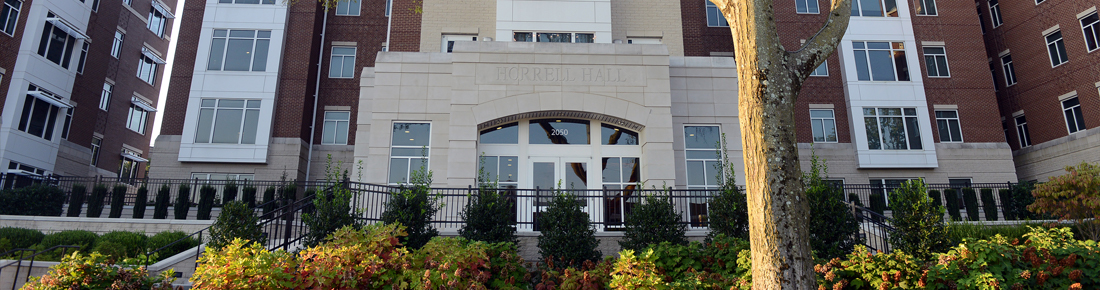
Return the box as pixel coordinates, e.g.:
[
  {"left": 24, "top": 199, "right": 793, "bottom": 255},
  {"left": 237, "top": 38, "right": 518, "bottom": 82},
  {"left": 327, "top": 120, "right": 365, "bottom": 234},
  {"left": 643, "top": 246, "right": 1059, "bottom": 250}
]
[
  {"left": 86, "top": 184, "right": 108, "bottom": 218},
  {"left": 94, "top": 231, "right": 148, "bottom": 259},
  {"left": 0, "top": 185, "right": 67, "bottom": 216},
  {"left": 133, "top": 186, "right": 149, "bottom": 219},
  {"left": 39, "top": 230, "right": 98, "bottom": 253},
  {"left": 619, "top": 192, "right": 686, "bottom": 252},
  {"left": 302, "top": 186, "right": 357, "bottom": 247},
  {"left": 980, "top": 188, "right": 999, "bottom": 221},
  {"left": 0, "top": 227, "right": 45, "bottom": 249},
  {"left": 294, "top": 225, "right": 411, "bottom": 289},
  {"left": 1007, "top": 181, "right": 1038, "bottom": 220},
  {"left": 22, "top": 252, "right": 176, "bottom": 290},
  {"left": 944, "top": 188, "right": 962, "bottom": 221},
  {"left": 153, "top": 184, "right": 170, "bottom": 219},
  {"left": 888, "top": 180, "right": 951, "bottom": 260},
  {"left": 927, "top": 189, "right": 943, "bottom": 208},
  {"left": 706, "top": 133, "right": 748, "bottom": 241},
  {"left": 380, "top": 169, "right": 440, "bottom": 250},
  {"left": 868, "top": 193, "right": 887, "bottom": 214},
  {"left": 998, "top": 189, "right": 1014, "bottom": 220},
  {"left": 847, "top": 193, "right": 863, "bottom": 206},
  {"left": 242, "top": 185, "right": 257, "bottom": 208},
  {"left": 459, "top": 171, "right": 517, "bottom": 245},
  {"left": 803, "top": 155, "right": 859, "bottom": 260},
  {"left": 196, "top": 185, "right": 216, "bottom": 220},
  {"left": 107, "top": 185, "right": 126, "bottom": 218},
  {"left": 1030, "top": 162, "right": 1100, "bottom": 240},
  {"left": 174, "top": 184, "right": 191, "bottom": 220},
  {"left": 147, "top": 231, "right": 201, "bottom": 259},
  {"left": 261, "top": 187, "right": 276, "bottom": 216},
  {"left": 66, "top": 184, "right": 87, "bottom": 217},
  {"left": 962, "top": 187, "right": 979, "bottom": 221},
  {"left": 538, "top": 190, "right": 601, "bottom": 268},
  {"left": 223, "top": 180, "right": 239, "bottom": 204},
  {"left": 191, "top": 239, "right": 296, "bottom": 290},
  {"left": 208, "top": 201, "right": 265, "bottom": 250}
]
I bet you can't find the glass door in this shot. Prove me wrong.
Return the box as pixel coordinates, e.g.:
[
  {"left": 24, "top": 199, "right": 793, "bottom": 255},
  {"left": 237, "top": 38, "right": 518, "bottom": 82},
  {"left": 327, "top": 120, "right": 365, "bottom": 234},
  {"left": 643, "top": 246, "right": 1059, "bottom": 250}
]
[{"left": 524, "top": 157, "right": 593, "bottom": 231}]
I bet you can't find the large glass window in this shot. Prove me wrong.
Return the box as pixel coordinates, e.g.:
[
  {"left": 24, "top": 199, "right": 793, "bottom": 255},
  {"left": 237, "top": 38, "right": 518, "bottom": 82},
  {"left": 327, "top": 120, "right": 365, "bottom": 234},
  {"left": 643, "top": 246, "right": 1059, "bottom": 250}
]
[
  {"left": 851, "top": 0, "right": 897, "bottom": 17},
  {"left": 810, "top": 62, "right": 828, "bottom": 76},
  {"left": 810, "top": 109, "right": 838, "bottom": 143},
  {"left": 479, "top": 123, "right": 518, "bottom": 144},
  {"left": 529, "top": 119, "right": 590, "bottom": 145},
  {"left": 512, "top": 32, "right": 593, "bottom": 43},
  {"left": 684, "top": 126, "right": 721, "bottom": 189},
  {"left": 1063, "top": 97, "right": 1086, "bottom": 133},
  {"left": 137, "top": 55, "right": 158, "bottom": 85},
  {"left": 90, "top": 137, "right": 102, "bottom": 166},
  {"left": 126, "top": 104, "right": 148, "bottom": 134},
  {"left": 60, "top": 108, "right": 73, "bottom": 139},
  {"left": 1046, "top": 30, "right": 1069, "bottom": 67},
  {"left": 119, "top": 149, "right": 141, "bottom": 182},
  {"left": 853, "top": 41, "right": 909, "bottom": 81},
  {"left": 322, "top": 111, "right": 350, "bottom": 145},
  {"left": 601, "top": 124, "right": 638, "bottom": 145},
  {"left": 99, "top": 83, "right": 112, "bottom": 111},
  {"left": 705, "top": 0, "right": 729, "bottom": 27},
  {"left": 18, "top": 90, "right": 60, "bottom": 141},
  {"left": 796, "top": 0, "right": 819, "bottom": 13},
  {"left": 335, "top": 0, "right": 360, "bottom": 16},
  {"left": 1014, "top": 115, "right": 1031, "bottom": 148},
  {"left": 479, "top": 155, "right": 518, "bottom": 188},
  {"left": 923, "top": 46, "right": 950, "bottom": 77},
  {"left": 329, "top": 46, "right": 356, "bottom": 78},
  {"left": 389, "top": 123, "right": 431, "bottom": 184},
  {"left": 1, "top": 0, "right": 21, "bottom": 36},
  {"left": 1001, "top": 54, "right": 1016, "bottom": 86},
  {"left": 148, "top": 7, "right": 167, "bottom": 37},
  {"left": 218, "top": 0, "right": 275, "bottom": 4},
  {"left": 111, "top": 31, "right": 123, "bottom": 58},
  {"left": 935, "top": 110, "right": 962, "bottom": 142},
  {"left": 37, "top": 14, "right": 78, "bottom": 68},
  {"left": 864, "top": 108, "right": 922, "bottom": 150},
  {"left": 207, "top": 29, "right": 271, "bottom": 71},
  {"left": 194, "top": 99, "right": 261, "bottom": 144},
  {"left": 989, "top": 0, "right": 1002, "bottom": 27},
  {"left": 1082, "top": 12, "right": 1099, "bottom": 52},
  {"left": 915, "top": 0, "right": 936, "bottom": 15}
]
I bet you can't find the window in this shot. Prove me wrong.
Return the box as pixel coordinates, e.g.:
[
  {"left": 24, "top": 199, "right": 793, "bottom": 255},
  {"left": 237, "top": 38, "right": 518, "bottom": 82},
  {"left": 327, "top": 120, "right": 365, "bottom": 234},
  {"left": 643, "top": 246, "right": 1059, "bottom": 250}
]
[
  {"left": 852, "top": 41, "right": 910, "bottom": 81},
  {"left": 442, "top": 34, "right": 476, "bottom": 52},
  {"left": 601, "top": 124, "right": 638, "bottom": 145},
  {"left": 1035, "top": 0, "right": 1045, "bottom": 4},
  {"left": 1015, "top": 115, "right": 1031, "bottom": 147},
  {"left": 478, "top": 156, "right": 517, "bottom": 188},
  {"left": 864, "top": 108, "right": 923, "bottom": 150},
  {"left": 126, "top": 104, "right": 148, "bottom": 134},
  {"left": 989, "top": 61, "right": 998, "bottom": 91},
  {"left": 1083, "top": 12, "right": 1099, "bottom": 52},
  {"left": 118, "top": 149, "right": 141, "bottom": 182},
  {"left": 923, "top": 46, "right": 950, "bottom": 77},
  {"left": 37, "top": 14, "right": 78, "bottom": 68},
  {"left": 684, "top": 125, "right": 721, "bottom": 189},
  {"left": 915, "top": 0, "right": 936, "bottom": 15},
  {"left": 111, "top": 31, "right": 123, "bottom": 58},
  {"left": 385, "top": 0, "right": 391, "bottom": 16},
  {"left": 60, "top": 108, "right": 73, "bottom": 139},
  {"left": 1, "top": 0, "right": 21, "bottom": 36},
  {"left": 137, "top": 54, "right": 158, "bottom": 84},
  {"left": 389, "top": 122, "right": 430, "bottom": 184},
  {"left": 194, "top": 99, "right": 261, "bottom": 144},
  {"left": 1001, "top": 54, "right": 1016, "bottom": 86},
  {"left": 99, "top": 83, "right": 112, "bottom": 110},
  {"left": 335, "top": 0, "right": 359, "bottom": 16},
  {"left": 810, "top": 109, "right": 838, "bottom": 143},
  {"left": 207, "top": 29, "right": 271, "bottom": 71},
  {"left": 1046, "top": 30, "right": 1069, "bottom": 67},
  {"left": 989, "top": 0, "right": 1002, "bottom": 27},
  {"left": 329, "top": 46, "right": 355, "bottom": 78},
  {"left": 810, "top": 62, "right": 828, "bottom": 76},
  {"left": 851, "top": 0, "right": 898, "bottom": 17},
  {"left": 706, "top": 0, "right": 728, "bottom": 27},
  {"left": 123, "top": 0, "right": 131, "bottom": 6},
  {"left": 322, "top": 111, "right": 350, "bottom": 145},
  {"left": 91, "top": 0, "right": 99, "bottom": 12},
  {"left": 190, "top": 173, "right": 255, "bottom": 180},
  {"left": 574, "top": 33, "right": 594, "bottom": 43},
  {"left": 90, "top": 137, "right": 101, "bottom": 166},
  {"left": 530, "top": 119, "right": 589, "bottom": 144},
  {"left": 796, "top": 0, "right": 819, "bottom": 13},
  {"left": 935, "top": 110, "right": 963, "bottom": 142},
  {"left": 148, "top": 7, "right": 167, "bottom": 37},
  {"left": 512, "top": 32, "right": 593, "bottom": 43},
  {"left": 18, "top": 85, "right": 62, "bottom": 141},
  {"left": 218, "top": 0, "right": 276, "bottom": 4},
  {"left": 76, "top": 42, "right": 88, "bottom": 73},
  {"left": 1063, "top": 97, "right": 1086, "bottom": 133},
  {"left": 479, "top": 122, "right": 518, "bottom": 144},
  {"left": 870, "top": 178, "right": 914, "bottom": 205}
]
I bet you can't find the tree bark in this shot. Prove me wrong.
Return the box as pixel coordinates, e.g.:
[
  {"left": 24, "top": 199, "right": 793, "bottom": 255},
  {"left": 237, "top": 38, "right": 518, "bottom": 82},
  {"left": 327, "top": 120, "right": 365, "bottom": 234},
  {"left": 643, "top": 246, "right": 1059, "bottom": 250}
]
[{"left": 707, "top": 0, "right": 851, "bottom": 288}]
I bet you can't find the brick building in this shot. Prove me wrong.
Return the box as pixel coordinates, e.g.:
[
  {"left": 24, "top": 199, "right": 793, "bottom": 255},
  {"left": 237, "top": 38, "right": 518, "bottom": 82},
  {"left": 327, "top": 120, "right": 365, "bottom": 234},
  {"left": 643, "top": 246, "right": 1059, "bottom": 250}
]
[
  {"left": 976, "top": 0, "right": 1100, "bottom": 181},
  {"left": 0, "top": 0, "right": 173, "bottom": 184}
]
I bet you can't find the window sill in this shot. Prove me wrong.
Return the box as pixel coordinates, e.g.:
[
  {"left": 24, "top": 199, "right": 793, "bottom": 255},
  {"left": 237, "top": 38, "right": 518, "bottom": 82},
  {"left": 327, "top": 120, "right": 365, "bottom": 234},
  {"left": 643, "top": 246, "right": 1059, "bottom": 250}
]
[
  {"left": 335, "top": 14, "right": 361, "bottom": 16},
  {"left": 795, "top": 12, "right": 821, "bottom": 15},
  {"left": 927, "top": 76, "right": 951, "bottom": 78},
  {"left": 1051, "top": 62, "right": 1068, "bottom": 68},
  {"left": 809, "top": 75, "right": 829, "bottom": 77},
  {"left": 916, "top": 14, "right": 939, "bottom": 17},
  {"left": 706, "top": 25, "right": 730, "bottom": 28}
]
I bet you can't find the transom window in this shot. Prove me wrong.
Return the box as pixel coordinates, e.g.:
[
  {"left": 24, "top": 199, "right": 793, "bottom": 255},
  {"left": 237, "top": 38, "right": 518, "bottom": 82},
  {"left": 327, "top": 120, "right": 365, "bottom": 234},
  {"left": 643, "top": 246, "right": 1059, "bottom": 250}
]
[
  {"left": 1014, "top": 115, "right": 1031, "bottom": 147},
  {"left": 601, "top": 124, "right": 638, "bottom": 145},
  {"left": 389, "top": 122, "right": 431, "bottom": 184},
  {"left": 915, "top": 0, "right": 936, "bottom": 15},
  {"left": 923, "top": 46, "right": 950, "bottom": 77},
  {"left": 796, "top": 0, "right": 819, "bottom": 14},
  {"left": 705, "top": 1, "right": 729, "bottom": 26},
  {"left": 195, "top": 99, "right": 261, "bottom": 144},
  {"left": 1001, "top": 54, "right": 1017, "bottom": 86},
  {"left": 208, "top": 29, "right": 271, "bottom": 72},
  {"left": 864, "top": 108, "right": 923, "bottom": 150},
  {"left": 851, "top": 0, "right": 898, "bottom": 17},
  {"left": 1082, "top": 12, "right": 1099, "bottom": 52},
  {"left": 1, "top": 0, "right": 21, "bottom": 36},
  {"left": 1046, "top": 30, "right": 1069, "bottom": 67},
  {"left": 810, "top": 109, "right": 838, "bottom": 143},
  {"left": 853, "top": 41, "right": 910, "bottom": 81},
  {"left": 529, "top": 119, "right": 590, "bottom": 145},
  {"left": 1063, "top": 97, "right": 1086, "bottom": 133},
  {"left": 935, "top": 110, "right": 963, "bottom": 142},
  {"left": 479, "top": 123, "right": 518, "bottom": 144}
]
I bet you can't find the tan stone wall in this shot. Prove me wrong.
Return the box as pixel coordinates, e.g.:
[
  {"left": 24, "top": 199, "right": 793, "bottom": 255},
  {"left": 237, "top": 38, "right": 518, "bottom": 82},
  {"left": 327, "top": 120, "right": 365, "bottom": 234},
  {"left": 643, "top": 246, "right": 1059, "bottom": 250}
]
[
  {"left": 419, "top": 0, "right": 496, "bottom": 53},
  {"left": 669, "top": 57, "right": 741, "bottom": 186},
  {"left": 610, "top": 0, "right": 686, "bottom": 56},
  {"left": 150, "top": 135, "right": 308, "bottom": 181},
  {"left": 796, "top": 143, "right": 1018, "bottom": 184},
  {"left": 0, "top": 215, "right": 213, "bottom": 236},
  {"left": 1013, "top": 127, "right": 1100, "bottom": 182}
]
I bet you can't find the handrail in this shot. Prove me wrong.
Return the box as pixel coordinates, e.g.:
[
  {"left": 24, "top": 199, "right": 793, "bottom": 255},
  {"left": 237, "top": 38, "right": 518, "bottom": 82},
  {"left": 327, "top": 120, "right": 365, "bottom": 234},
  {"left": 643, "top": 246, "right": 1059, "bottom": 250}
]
[{"left": 0, "top": 245, "right": 81, "bottom": 290}]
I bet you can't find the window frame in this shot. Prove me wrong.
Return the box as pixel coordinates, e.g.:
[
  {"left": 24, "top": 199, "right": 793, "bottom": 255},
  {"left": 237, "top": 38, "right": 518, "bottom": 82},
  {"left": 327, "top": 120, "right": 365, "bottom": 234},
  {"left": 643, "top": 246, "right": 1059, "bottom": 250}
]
[
  {"left": 328, "top": 46, "right": 356, "bottom": 78},
  {"left": 1082, "top": 11, "right": 1099, "bottom": 52},
  {"left": 705, "top": 0, "right": 729, "bottom": 27},
  {"left": 111, "top": 30, "right": 123, "bottom": 59},
  {"left": 809, "top": 109, "right": 838, "bottom": 143},
  {"left": 1000, "top": 54, "right": 1017, "bottom": 87},
  {"left": 684, "top": 125, "right": 723, "bottom": 189},
  {"left": 76, "top": 42, "right": 89, "bottom": 74},
  {"left": 1062, "top": 97, "right": 1086, "bottom": 134},
  {"left": 923, "top": 46, "right": 950, "bottom": 78},
  {"left": 388, "top": 122, "right": 432, "bottom": 185},
  {"left": 934, "top": 110, "right": 963, "bottom": 143},
  {"left": 194, "top": 99, "right": 262, "bottom": 145},
  {"left": 90, "top": 137, "right": 102, "bottom": 166},
  {"left": 99, "top": 82, "right": 112, "bottom": 111},
  {"left": 60, "top": 107, "right": 73, "bottom": 139},
  {"left": 1014, "top": 115, "right": 1031, "bottom": 148},
  {"left": 137, "top": 54, "right": 158, "bottom": 85},
  {"left": 126, "top": 104, "right": 148, "bottom": 134},
  {"left": 1, "top": 0, "right": 22, "bottom": 36},
  {"left": 810, "top": 62, "right": 828, "bottom": 76},
  {"left": 321, "top": 111, "right": 351, "bottom": 145},
  {"left": 916, "top": 0, "right": 937, "bottom": 16},
  {"left": 989, "top": 0, "right": 1003, "bottom": 28},
  {"left": 863, "top": 107, "right": 924, "bottom": 150},
  {"left": 335, "top": 0, "right": 360, "bottom": 16},
  {"left": 148, "top": 6, "right": 167, "bottom": 37},
  {"left": 17, "top": 87, "right": 61, "bottom": 141},
  {"left": 851, "top": 0, "right": 899, "bottom": 17},
  {"left": 37, "top": 15, "right": 78, "bottom": 69},
  {"left": 852, "top": 41, "right": 910, "bottom": 82},
  {"left": 123, "top": 0, "right": 132, "bottom": 6},
  {"left": 207, "top": 29, "right": 271, "bottom": 72},
  {"left": 91, "top": 0, "right": 99, "bottom": 12},
  {"left": 795, "top": 0, "right": 820, "bottom": 14},
  {"left": 1045, "top": 30, "right": 1069, "bottom": 67}
]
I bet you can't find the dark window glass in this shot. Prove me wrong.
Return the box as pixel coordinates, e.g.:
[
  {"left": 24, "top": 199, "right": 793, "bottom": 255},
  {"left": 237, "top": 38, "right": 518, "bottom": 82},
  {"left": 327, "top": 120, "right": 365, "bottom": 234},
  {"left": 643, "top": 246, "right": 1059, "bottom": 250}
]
[
  {"left": 529, "top": 119, "right": 590, "bottom": 145},
  {"left": 601, "top": 124, "right": 638, "bottom": 145},
  {"left": 479, "top": 122, "right": 518, "bottom": 144}
]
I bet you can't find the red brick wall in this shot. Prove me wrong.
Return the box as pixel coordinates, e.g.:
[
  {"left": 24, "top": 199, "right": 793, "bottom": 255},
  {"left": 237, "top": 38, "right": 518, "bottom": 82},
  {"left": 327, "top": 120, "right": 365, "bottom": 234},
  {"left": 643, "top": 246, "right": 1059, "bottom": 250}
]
[
  {"left": 979, "top": 0, "right": 1100, "bottom": 150},
  {"left": 679, "top": 0, "right": 735, "bottom": 57},
  {"left": 0, "top": 0, "right": 32, "bottom": 114},
  {"left": 272, "top": 3, "right": 322, "bottom": 140},
  {"left": 160, "top": 0, "right": 206, "bottom": 136},
  {"left": 389, "top": 0, "right": 421, "bottom": 52}
]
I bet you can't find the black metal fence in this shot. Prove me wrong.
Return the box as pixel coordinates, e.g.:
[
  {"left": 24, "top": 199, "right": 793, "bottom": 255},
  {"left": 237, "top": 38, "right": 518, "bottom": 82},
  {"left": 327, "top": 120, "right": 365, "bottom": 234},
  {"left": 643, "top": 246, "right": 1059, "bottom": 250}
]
[{"left": 842, "top": 182, "right": 1019, "bottom": 222}]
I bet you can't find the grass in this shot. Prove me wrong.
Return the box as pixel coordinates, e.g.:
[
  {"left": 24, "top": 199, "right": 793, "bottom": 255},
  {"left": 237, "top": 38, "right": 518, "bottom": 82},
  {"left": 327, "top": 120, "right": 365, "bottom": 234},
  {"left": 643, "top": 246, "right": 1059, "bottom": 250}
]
[{"left": 945, "top": 222, "right": 1083, "bottom": 243}]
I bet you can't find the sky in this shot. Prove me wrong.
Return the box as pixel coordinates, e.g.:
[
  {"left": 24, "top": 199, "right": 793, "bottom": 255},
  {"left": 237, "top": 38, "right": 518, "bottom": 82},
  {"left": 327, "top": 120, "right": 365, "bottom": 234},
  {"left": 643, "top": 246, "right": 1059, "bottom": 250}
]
[{"left": 150, "top": 0, "right": 187, "bottom": 146}]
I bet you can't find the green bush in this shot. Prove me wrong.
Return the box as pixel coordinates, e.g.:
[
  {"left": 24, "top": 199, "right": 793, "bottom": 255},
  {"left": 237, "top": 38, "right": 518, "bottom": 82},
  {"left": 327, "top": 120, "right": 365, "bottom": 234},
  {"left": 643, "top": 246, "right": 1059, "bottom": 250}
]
[
  {"left": 302, "top": 188, "right": 357, "bottom": 247},
  {"left": 22, "top": 252, "right": 176, "bottom": 290},
  {"left": 980, "top": 188, "right": 999, "bottom": 221},
  {"left": 292, "top": 225, "right": 410, "bottom": 289},
  {"left": 223, "top": 180, "right": 238, "bottom": 204},
  {"left": 146, "top": 231, "right": 201, "bottom": 259},
  {"left": 888, "top": 179, "right": 951, "bottom": 260},
  {"left": 108, "top": 185, "right": 127, "bottom": 218},
  {"left": 67, "top": 184, "right": 87, "bottom": 217},
  {"left": 86, "top": 184, "right": 108, "bottom": 218},
  {"left": 94, "top": 231, "right": 148, "bottom": 260},
  {"left": 848, "top": 193, "right": 863, "bottom": 206},
  {"left": 460, "top": 165, "right": 518, "bottom": 245},
  {"left": 538, "top": 189, "right": 601, "bottom": 268},
  {"left": 619, "top": 192, "right": 686, "bottom": 252},
  {"left": 196, "top": 185, "right": 216, "bottom": 220},
  {"left": 803, "top": 155, "right": 859, "bottom": 260},
  {"left": 381, "top": 168, "right": 440, "bottom": 250},
  {"left": 0, "top": 185, "right": 67, "bottom": 216},
  {"left": 174, "top": 184, "right": 191, "bottom": 220},
  {"left": 927, "top": 189, "right": 942, "bottom": 208},
  {"left": 944, "top": 188, "right": 962, "bottom": 221},
  {"left": 242, "top": 185, "right": 257, "bottom": 208},
  {"left": 261, "top": 187, "right": 276, "bottom": 216},
  {"left": 868, "top": 193, "right": 886, "bottom": 214},
  {"left": 946, "top": 223, "right": 1039, "bottom": 243},
  {"left": 0, "top": 227, "right": 45, "bottom": 249},
  {"left": 999, "top": 188, "right": 1015, "bottom": 220},
  {"left": 962, "top": 187, "right": 979, "bottom": 221},
  {"left": 133, "top": 186, "right": 149, "bottom": 219},
  {"left": 191, "top": 239, "right": 296, "bottom": 290},
  {"left": 153, "top": 184, "right": 170, "bottom": 219},
  {"left": 1006, "top": 181, "right": 1038, "bottom": 220},
  {"left": 706, "top": 133, "right": 748, "bottom": 241},
  {"left": 208, "top": 201, "right": 265, "bottom": 250},
  {"left": 39, "top": 230, "right": 98, "bottom": 253}
]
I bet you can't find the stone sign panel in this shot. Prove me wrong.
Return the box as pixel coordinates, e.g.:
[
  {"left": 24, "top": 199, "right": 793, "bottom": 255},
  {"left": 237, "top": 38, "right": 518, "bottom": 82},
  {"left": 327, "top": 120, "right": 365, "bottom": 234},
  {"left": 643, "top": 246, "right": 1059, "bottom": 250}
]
[{"left": 475, "top": 64, "right": 647, "bottom": 86}]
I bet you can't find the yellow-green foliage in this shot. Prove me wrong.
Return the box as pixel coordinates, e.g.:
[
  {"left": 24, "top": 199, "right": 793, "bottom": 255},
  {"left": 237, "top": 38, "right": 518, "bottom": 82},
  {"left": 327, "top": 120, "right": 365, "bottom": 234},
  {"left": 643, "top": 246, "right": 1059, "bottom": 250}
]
[
  {"left": 294, "top": 224, "right": 411, "bottom": 290},
  {"left": 21, "top": 252, "right": 175, "bottom": 290},
  {"left": 610, "top": 249, "right": 664, "bottom": 289},
  {"left": 191, "top": 239, "right": 298, "bottom": 290}
]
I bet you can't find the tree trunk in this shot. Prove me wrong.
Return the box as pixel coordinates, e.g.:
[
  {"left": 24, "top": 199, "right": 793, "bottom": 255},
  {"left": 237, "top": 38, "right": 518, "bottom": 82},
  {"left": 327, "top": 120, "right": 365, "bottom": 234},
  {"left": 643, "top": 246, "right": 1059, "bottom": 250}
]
[{"left": 709, "top": 0, "right": 851, "bottom": 288}]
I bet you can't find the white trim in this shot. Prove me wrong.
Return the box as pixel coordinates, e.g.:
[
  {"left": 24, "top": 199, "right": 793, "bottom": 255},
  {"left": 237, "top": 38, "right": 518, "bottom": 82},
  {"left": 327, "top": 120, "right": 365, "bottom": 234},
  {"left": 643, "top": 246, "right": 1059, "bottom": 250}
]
[
  {"left": 324, "top": 105, "right": 351, "bottom": 110},
  {"left": 998, "top": 49, "right": 1011, "bottom": 57},
  {"left": 921, "top": 41, "right": 945, "bottom": 46},
  {"left": 152, "top": 1, "right": 175, "bottom": 18},
  {"left": 141, "top": 47, "right": 166, "bottom": 64},
  {"left": 1057, "top": 91, "right": 1078, "bottom": 101},
  {"left": 1042, "top": 25, "right": 1061, "bottom": 36},
  {"left": 1012, "top": 110, "right": 1025, "bottom": 117},
  {"left": 1078, "top": 7, "right": 1097, "bottom": 19},
  {"left": 808, "top": 104, "right": 834, "bottom": 109},
  {"left": 27, "top": 91, "right": 73, "bottom": 109},
  {"left": 331, "top": 41, "right": 357, "bottom": 46},
  {"left": 45, "top": 18, "right": 89, "bottom": 40},
  {"left": 121, "top": 152, "right": 149, "bottom": 162},
  {"left": 932, "top": 104, "right": 957, "bottom": 109},
  {"left": 0, "top": 67, "right": 6, "bottom": 74},
  {"left": 130, "top": 96, "right": 157, "bottom": 112}
]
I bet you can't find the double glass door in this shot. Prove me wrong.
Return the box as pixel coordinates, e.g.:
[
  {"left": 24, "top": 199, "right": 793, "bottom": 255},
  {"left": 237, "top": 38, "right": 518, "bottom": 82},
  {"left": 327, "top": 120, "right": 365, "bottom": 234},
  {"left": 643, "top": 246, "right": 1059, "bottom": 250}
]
[{"left": 523, "top": 157, "right": 595, "bottom": 231}]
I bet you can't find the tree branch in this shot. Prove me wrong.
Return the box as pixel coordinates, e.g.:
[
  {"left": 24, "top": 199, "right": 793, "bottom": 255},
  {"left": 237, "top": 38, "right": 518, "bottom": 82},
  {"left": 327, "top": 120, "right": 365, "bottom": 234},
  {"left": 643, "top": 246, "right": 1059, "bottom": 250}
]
[{"left": 789, "top": 0, "right": 852, "bottom": 79}]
